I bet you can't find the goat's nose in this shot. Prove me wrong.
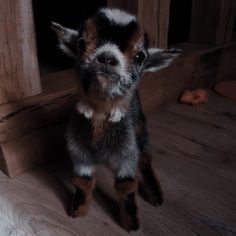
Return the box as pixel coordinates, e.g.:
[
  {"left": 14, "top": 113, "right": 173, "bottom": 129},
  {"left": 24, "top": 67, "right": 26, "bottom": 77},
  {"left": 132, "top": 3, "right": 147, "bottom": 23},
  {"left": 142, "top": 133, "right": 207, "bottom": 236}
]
[{"left": 96, "top": 53, "right": 118, "bottom": 66}]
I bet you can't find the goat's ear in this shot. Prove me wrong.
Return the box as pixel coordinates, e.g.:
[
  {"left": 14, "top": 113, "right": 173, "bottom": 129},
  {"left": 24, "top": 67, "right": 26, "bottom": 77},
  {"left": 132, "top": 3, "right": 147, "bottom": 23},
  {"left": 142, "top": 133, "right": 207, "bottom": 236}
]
[
  {"left": 144, "top": 48, "right": 181, "bottom": 73},
  {"left": 51, "top": 22, "right": 78, "bottom": 58}
]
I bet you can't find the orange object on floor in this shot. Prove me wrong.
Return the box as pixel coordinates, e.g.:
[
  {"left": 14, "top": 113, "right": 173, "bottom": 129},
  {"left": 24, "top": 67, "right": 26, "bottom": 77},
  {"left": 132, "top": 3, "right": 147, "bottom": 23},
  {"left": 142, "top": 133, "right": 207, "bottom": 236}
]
[{"left": 180, "top": 89, "right": 209, "bottom": 105}]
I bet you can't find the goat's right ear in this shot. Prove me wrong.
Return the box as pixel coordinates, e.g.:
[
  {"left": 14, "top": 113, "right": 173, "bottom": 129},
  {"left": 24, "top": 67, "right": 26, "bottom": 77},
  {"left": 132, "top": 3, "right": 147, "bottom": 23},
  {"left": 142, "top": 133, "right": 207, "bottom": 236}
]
[
  {"left": 51, "top": 22, "right": 78, "bottom": 58},
  {"left": 144, "top": 48, "right": 181, "bottom": 73}
]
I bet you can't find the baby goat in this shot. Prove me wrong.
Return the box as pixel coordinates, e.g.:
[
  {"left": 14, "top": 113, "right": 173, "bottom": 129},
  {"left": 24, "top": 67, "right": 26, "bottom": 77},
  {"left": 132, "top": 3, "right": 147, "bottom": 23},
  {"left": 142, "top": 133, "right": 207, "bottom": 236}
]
[{"left": 52, "top": 8, "right": 179, "bottom": 231}]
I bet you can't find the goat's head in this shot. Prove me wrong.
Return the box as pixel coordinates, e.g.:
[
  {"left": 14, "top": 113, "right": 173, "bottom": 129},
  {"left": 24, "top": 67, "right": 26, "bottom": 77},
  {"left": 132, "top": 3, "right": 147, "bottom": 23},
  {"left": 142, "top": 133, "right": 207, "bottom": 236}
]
[{"left": 52, "top": 8, "right": 180, "bottom": 101}]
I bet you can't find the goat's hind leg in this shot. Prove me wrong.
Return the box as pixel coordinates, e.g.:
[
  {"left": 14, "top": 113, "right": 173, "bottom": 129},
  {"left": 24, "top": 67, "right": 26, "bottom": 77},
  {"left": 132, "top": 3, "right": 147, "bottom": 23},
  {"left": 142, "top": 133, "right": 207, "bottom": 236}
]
[
  {"left": 136, "top": 116, "right": 163, "bottom": 206},
  {"left": 138, "top": 151, "right": 163, "bottom": 206}
]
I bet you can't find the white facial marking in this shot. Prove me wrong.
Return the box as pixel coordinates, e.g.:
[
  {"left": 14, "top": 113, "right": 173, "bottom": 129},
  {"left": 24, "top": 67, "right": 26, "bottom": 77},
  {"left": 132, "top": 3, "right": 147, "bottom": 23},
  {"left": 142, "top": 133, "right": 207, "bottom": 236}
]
[
  {"left": 109, "top": 107, "right": 126, "bottom": 123},
  {"left": 100, "top": 8, "right": 136, "bottom": 26},
  {"left": 89, "top": 43, "right": 125, "bottom": 67},
  {"left": 88, "top": 43, "right": 132, "bottom": 88},
  {"left": 76, "top": 102, "right": 94, "bottom": 119}
]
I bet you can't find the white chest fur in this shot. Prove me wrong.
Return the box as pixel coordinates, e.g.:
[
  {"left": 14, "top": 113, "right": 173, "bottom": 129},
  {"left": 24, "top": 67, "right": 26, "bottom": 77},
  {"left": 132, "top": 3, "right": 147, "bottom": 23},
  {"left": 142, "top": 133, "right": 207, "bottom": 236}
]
[{"left": 76, "top": 102, "right": 126, "bottom": 123}]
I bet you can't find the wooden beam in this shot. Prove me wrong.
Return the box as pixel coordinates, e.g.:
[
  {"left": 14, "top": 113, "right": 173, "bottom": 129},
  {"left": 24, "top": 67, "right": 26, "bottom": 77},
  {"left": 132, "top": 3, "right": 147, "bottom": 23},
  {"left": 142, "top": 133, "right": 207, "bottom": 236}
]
[
  {"left": 0, "top": 0, "right": 41, "bottom": 105},
  {"left": 0, "top": 70, "right": 78, "bottom": 177}
]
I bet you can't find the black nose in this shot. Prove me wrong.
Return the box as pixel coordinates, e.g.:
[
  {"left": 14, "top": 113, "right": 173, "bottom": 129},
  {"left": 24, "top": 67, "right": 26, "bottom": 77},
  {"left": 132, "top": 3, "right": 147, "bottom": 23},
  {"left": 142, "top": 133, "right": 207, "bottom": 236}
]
[{"left": 97, "top": 53, "right": 118, "bottom": 66}]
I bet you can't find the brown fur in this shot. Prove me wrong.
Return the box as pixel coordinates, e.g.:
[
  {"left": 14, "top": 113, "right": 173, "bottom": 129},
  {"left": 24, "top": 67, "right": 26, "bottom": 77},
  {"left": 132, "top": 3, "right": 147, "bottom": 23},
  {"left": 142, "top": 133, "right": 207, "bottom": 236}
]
[
  {"left": 82, "top": 18, "right": 98, "bottom": 60},
  {"left": 115, "top": 179, "right": 137, "bottom": 196},
  {"left": 124, "top": 28, "right": 144, "bottom": 64},
  {"left": 71, "top": 176, "right": 96, "bottom": 217},
  {"left": 91, "top": 116, "right": 111, "bottom": 145}
]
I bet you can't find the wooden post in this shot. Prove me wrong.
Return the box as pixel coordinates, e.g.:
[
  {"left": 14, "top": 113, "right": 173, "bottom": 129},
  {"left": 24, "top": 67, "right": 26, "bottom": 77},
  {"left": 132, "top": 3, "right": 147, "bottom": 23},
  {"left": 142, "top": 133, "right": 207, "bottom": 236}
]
[
  {"left": 0, "top": 0, "right": 41, "bottom": 105},
  {"left": 107, "top": 0, "right": 170, "bottom": 48},
  {"left": 189, "top": 0, "right": 236, "bottom": 45}
]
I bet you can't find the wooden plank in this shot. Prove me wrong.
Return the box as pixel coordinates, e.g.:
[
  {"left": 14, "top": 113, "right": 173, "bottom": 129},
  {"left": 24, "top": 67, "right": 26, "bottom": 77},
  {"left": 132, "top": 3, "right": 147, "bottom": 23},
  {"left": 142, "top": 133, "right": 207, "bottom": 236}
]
[
  {"left": 0, "top": 70, "right": 77, "bottom": 143},
  {"left": 164, "top": 96, "right": 236, "bottom": 138},
  {"left": 149, "top": 110, "right": 236, "bottom": 154},
  {"left": 149, "top": 123, "right": 236, "bottom": 182},
  {"left": 0, "top": 0, "right": 41, "bottom": 104},
  {"left": 0, "top": 123, "right": 67, "bottom": 177},
  {"left": 189, "top": 0, "right": 235, "bottom": 45},
  {"left": 138, "top": 0, "right": 170, "bottom": 48},
  {"left": 0, "top": 70, "right": 77, "bottom": 177}
]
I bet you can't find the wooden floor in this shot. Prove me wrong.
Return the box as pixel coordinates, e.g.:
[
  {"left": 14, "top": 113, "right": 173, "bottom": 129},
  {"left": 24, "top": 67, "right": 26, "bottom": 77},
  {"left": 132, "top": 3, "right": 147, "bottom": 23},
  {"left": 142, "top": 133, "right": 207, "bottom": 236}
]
[{"left": 0, "top": 92, "right": 236, "bottom": 236}]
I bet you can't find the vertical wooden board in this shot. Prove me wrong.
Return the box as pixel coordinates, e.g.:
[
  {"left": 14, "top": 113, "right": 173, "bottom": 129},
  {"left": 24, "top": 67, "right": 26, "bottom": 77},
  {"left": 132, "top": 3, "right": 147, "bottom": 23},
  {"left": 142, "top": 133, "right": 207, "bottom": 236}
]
[
  {"left": 138, "top": 0, "right": 159, "bottom": 47},
  {"left": 106, "top": 0, "right": 127, "bottom": 9},
  {"left": 138, "top": 0, "right": 170, "bottom": 48},
  {"left": 158, "top": 0, "right": 171, "bottom": 48},
  {"left": 216, "top": 0, "right": 235, "bottom": 44},
  {"left": 224, "top": 0, "right": 236, "bottom": 42},
  {"left": 107, "top": 0, "right": 137, "bottom": 14},
  {"left": 189, "top": 0, "right": 235, "bottom": 45},
  {"left": 126, "top": 0, "right": 138, "bottom": 14},
  {"left": 0, "top": 0, "right": 41, "bottom": 105},
  {"left": 189, "top": 0, "right": 221, "bottom": 44}
]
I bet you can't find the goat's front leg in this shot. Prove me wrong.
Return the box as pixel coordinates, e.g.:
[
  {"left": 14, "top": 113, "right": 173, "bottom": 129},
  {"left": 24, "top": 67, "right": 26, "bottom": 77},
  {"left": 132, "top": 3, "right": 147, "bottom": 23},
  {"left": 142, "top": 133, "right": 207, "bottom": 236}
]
[
  {"left": 113, "top": 157, "right": 139, "bottom": 232},
  {"left": 115, "top": 177, "right": 139, "bottom": 231},
  {"left": 70, "top": 165, "right": 95, "bottom": 218}
]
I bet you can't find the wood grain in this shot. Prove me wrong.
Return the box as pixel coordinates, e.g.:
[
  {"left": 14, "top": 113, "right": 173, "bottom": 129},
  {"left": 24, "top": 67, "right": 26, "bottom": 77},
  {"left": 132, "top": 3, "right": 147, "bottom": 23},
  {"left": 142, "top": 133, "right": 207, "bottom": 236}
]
[
  {"left": 0, "top": 92, "right": 235, "bottom": 235},
  {"left": 0, "top": 0, "right": 41, "bottom": 105}
]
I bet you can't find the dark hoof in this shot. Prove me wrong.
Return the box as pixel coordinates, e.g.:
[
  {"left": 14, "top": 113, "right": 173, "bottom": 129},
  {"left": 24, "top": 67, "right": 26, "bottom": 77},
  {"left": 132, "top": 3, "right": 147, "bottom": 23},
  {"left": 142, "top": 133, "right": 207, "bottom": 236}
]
[
  {"left": 138, "top": 183, "right": 163, "bottom": 206},
  {"left": 121, "top": 214, "right": 140, "bottom": 232},
  {"left": 69, "top": 204, "right": 89, "bottom": 218}
]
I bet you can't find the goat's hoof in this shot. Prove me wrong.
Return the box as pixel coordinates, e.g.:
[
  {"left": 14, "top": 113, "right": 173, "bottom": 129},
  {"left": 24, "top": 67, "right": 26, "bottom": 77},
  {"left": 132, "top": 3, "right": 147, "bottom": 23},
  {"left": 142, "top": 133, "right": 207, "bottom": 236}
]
[
  {"left": 70, "top": 205, "right": 89, "bottom": 218},
  {"left": 139, "top": 184, "right": 163, "bottom": 206},
  {"left": 121, "top": 214, "right": 140, "bottom": 232}
]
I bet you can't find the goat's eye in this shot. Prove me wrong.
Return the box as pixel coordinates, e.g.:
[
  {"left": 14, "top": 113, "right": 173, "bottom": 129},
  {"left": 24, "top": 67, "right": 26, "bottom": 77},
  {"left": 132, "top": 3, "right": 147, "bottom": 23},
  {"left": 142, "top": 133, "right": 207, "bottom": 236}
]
[{"left": 134, "top": 51, "right": 146, "bottom": 64}]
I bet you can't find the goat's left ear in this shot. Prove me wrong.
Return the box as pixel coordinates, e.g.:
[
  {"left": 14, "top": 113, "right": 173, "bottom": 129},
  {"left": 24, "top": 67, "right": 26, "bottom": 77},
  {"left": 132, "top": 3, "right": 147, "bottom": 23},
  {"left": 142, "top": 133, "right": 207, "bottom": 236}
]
[
  {"left": 51, "top": 22, "right": 79, "bottom": 58},
  {"left": 144, "top": 48, "right": 181, "bottom": 73}
]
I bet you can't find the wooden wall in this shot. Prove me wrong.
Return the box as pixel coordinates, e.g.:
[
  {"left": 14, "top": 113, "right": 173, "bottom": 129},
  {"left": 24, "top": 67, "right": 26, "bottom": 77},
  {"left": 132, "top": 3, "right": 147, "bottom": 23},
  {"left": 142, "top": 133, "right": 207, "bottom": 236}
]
[{"left": 0, "top": 0, "right": 41, "bottom": 105}]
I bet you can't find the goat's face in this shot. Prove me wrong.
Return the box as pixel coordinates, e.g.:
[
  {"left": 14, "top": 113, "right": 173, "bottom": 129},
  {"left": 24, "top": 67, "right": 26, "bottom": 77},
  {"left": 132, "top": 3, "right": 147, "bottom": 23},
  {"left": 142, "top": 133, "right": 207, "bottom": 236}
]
[{"left": 52, "top": 8, "right": 180, "bottom": 100}]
